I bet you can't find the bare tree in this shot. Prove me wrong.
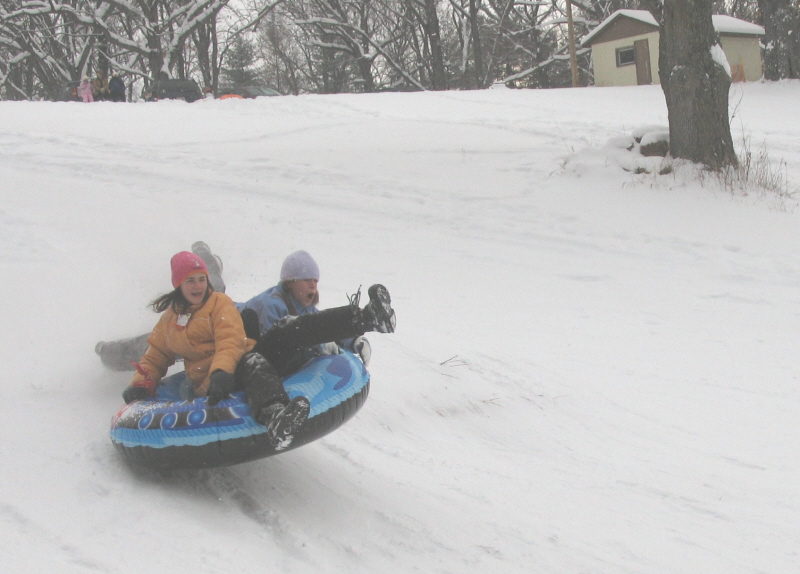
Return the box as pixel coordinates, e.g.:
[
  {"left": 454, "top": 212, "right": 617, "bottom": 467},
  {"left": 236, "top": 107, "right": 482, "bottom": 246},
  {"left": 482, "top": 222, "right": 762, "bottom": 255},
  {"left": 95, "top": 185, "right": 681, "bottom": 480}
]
[
  {"left": 647, "top": 0, "right": 737, "bottom": 169},
  {"left": 441, "top": 0, "right": 596, "bottom": 89},
  {"left": 193, "top": 20, "right": 219, "bottom": 90},
  {"left": 3, "top": 0, "right": 656, "bottom": 99},
  {"left": 0, "top": 0, "right": 99, "bottom": 98},
  {"left": 572, "top": 0, "right": 636, "bottom": 21},
  {"left": 0, "top": 0, "right": 232, "bottom": 99},
  {"left": 711, "top": 0, "right": 760, "bottom": 19},
  {"left": 257, "top": 12, "right": 303, "bottom": 93},
  {"left": 292, "top": 0, "right": 429, "bottom": 91},
  {"left": 401, "top": 0, "right": 447, "bottom": 89},
  {"left": 421, "top": 0, "right": 447, "bottom": 89}
]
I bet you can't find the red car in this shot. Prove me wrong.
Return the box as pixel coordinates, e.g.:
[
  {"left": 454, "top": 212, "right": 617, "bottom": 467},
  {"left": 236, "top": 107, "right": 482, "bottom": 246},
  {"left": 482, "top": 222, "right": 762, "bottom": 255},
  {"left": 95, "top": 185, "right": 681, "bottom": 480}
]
[{"left": 218, "top": 86, "right": 281, "bottom": 99}]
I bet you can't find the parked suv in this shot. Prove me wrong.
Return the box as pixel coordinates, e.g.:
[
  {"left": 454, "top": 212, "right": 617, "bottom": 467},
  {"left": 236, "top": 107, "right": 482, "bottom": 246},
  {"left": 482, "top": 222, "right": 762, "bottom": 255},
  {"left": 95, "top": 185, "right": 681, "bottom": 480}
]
[{"left": 143, "top": 79, "right": 202, "bottom": 102}]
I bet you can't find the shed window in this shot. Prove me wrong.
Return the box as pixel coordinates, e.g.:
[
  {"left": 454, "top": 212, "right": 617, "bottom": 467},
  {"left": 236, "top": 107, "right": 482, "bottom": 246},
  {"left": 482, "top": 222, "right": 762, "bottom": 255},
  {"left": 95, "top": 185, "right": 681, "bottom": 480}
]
[{"left": 616, "top": 46, "right": 635, "bottom": 67}]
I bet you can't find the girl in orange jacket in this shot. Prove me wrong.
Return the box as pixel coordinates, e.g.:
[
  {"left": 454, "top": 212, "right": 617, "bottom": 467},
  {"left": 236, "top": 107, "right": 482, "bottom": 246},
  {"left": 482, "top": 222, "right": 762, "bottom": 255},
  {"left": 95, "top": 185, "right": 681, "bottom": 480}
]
[{"left": 124, "top": 251, "right": 251, "bottom": 401}]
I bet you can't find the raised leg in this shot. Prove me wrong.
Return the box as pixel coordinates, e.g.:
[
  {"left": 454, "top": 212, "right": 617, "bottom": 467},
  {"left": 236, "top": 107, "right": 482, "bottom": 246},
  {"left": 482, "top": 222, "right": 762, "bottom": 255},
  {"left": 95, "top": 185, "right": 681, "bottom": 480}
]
[
  {"left": 252, "top": 284, "right": 396, "bottom": 374},
  {"left": 95, "top": 333, "right": 150, "bottom": 371}
]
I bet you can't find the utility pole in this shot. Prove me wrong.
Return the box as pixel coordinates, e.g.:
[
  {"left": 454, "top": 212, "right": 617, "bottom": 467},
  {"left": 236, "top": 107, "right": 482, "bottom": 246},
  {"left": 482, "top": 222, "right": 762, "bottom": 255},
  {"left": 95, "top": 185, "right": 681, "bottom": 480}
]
[{"left": 566, "top": 0, "right": 579, "bottom": 87}]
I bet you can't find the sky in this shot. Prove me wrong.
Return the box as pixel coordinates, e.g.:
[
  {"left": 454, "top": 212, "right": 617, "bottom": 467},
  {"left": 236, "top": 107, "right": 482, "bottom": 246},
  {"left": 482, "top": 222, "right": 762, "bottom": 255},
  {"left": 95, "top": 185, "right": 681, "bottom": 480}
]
[{"left": 1, "top": 80, "right": 798, "bottom": 574}]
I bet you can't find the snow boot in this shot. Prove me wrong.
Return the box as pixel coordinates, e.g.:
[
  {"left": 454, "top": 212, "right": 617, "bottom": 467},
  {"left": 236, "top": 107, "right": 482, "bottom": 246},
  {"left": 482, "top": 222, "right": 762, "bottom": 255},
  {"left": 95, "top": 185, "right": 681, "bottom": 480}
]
[
  {"left": 191, "top": 241, "right": 225, "bottom": 293},
  {"left": 236, "top": 352, "right": 308, "bottom": 449},
  {"left": 361, "top": 284, "right": 396, "bottom": 333},
  {"left": 257, "top": 396, "right": 311, "bottom": 451}
]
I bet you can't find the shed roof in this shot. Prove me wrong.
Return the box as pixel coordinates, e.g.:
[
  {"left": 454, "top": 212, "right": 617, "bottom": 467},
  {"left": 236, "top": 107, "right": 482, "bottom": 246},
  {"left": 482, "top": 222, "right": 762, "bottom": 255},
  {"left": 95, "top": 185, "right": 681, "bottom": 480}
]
[{"left": 581, "top": 9, "right": 765, "bottom": 47}]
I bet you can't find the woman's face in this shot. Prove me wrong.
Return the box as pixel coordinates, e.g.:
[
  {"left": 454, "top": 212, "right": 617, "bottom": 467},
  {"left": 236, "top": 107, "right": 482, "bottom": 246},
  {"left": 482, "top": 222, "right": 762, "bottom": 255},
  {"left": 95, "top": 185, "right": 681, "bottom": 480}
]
[
  {"left": 288, "top": 279, "right": 318, "bottom": 308},
  {"left": 180, "top": 272, "right": 208, "bottom": 306}
]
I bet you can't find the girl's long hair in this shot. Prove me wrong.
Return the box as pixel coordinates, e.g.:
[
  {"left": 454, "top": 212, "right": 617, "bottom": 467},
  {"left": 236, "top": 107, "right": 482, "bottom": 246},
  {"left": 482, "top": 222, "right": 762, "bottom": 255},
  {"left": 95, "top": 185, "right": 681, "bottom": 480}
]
[{"left": 150, "top": 284, "right": 214, "bottom": 314}]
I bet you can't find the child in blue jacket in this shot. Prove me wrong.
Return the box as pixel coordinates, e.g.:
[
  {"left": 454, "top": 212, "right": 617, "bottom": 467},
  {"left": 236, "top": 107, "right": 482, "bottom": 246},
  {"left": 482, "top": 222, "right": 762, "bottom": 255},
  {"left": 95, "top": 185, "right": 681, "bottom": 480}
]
[{"left": 236, "top": 250, "right": 375, "bottom": 372}]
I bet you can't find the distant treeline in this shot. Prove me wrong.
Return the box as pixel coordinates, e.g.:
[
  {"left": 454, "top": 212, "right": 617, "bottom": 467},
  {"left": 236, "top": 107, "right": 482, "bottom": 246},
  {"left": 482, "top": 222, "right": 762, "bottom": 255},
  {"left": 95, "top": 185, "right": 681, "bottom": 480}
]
[{"left": 1, "top": 0, "right": 797, "bottom": 100}]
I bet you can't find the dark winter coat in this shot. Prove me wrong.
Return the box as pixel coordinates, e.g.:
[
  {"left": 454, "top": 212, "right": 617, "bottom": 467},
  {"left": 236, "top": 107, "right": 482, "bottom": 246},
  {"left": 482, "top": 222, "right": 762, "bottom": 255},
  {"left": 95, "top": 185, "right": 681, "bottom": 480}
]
[{"left": 109, "top": 77, "right": 125, "bottom": 95}]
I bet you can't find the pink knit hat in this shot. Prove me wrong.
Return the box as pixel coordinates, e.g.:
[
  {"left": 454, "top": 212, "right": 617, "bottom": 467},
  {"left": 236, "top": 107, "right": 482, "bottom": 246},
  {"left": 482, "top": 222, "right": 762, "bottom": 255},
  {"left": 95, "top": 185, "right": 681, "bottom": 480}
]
[{"left": 171, "top": 251, "right": 208, "bottom": 288}]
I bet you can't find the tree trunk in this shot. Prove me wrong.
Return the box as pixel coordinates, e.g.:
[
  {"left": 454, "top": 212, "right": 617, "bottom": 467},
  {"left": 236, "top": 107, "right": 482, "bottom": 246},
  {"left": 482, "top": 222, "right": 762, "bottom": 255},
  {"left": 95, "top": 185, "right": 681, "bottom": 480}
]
[
  {"left": 358, "top": 7, "right": 375, "bottom": 92},
  {"left": 424, "top": 0, "right": 447, "bottom": 90},
  {"left": 96, "top": 32, "right": 109, "bottom": 79},
  {"left": 758, "top": 0, "right": 800, "bottom": 80},
  {"left": 138, "top": 2, "right": 162, "bottom": 79},
  {"left": 468, "top": 0, "right": 484, "bottom": 88},
  {"left": 358, "top": 58, "right": 375, "bottom": 92},
  {"left": 195, "top": 25, "right": 214, "bottom": 90},
  {"left": 212, "top": 25, "right": 220, "bottom": 92},
  {"left": 656, "top": 0, "right": 737, "bottom": 169}
]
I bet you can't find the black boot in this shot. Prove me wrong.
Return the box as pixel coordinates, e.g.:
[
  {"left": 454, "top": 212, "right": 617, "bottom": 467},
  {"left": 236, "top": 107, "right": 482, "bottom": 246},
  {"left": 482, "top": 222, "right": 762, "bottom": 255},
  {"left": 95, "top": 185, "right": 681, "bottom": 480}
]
[
  {"left": 260, "top": 397, "right": 310, "bottom": 451},
  {"left": 361, "top": 284, "right": 396, "bottom": 333}
]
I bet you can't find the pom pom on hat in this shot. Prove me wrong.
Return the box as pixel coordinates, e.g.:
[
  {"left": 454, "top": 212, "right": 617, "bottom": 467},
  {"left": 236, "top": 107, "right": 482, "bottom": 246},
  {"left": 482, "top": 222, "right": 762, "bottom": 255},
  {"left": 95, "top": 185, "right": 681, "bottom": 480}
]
[
  {"left": 171, "top": 251, "right": 208, "bottom": 288},
  {"left": 280, "top": 250, "right": 320, "bottom": 282}
]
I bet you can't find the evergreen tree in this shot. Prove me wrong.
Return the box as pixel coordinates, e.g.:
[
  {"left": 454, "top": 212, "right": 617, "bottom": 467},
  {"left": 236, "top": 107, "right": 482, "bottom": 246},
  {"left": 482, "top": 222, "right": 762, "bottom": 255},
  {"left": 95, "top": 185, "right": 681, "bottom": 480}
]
[{"left": 221, "top": 37, "right": 259, "bottom": 87}]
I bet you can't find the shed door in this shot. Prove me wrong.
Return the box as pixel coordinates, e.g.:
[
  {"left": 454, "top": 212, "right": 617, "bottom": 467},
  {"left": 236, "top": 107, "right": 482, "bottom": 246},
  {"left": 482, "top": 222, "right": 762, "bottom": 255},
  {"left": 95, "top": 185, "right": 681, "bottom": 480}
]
[
  {"left": 634, "top": 39, "right": 652, "bottom": 85},
  {"left": 731, "top": 58, "right": 745, "bottom": 82}
]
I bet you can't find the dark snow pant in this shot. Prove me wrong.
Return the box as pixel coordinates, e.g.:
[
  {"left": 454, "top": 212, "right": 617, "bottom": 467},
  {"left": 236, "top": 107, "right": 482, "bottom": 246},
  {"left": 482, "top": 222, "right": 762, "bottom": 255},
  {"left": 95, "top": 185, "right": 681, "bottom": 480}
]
[
  {"left": 234, "top": 352, "right": 284, "bottom": 418},
  {"left": 238, "top": 304, "right": 368, "bottom": 418},
  {"left": 252, "top": 304, "right": 367, "bottom": 374}
]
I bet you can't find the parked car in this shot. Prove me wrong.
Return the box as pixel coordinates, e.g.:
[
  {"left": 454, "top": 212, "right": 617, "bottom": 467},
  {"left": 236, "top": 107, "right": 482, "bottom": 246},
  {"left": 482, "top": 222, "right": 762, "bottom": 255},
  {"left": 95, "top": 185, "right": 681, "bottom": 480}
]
[
  {"left": 56, "top": 81, "right": 82, "bottom": 102},
  {"left": 142, "top": 79, "right": 203, "bottom": 102},
  {"left": 218, "top": 86, "right": 281, "bottom": 99}
]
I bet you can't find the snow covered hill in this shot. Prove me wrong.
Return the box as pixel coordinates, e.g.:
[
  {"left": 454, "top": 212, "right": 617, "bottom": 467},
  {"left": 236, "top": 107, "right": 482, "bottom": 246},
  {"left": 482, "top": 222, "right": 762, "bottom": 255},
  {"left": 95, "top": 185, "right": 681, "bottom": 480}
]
[{"left": 1, "top": 82, "right": 799, "bottom": 574}]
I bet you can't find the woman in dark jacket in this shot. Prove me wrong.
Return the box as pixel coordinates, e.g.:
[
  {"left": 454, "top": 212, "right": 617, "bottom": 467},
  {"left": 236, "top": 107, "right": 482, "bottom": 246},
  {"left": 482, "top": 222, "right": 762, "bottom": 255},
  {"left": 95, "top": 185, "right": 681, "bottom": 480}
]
[{"left": 109, "top": 73, "right": 126, "bottom": 102}]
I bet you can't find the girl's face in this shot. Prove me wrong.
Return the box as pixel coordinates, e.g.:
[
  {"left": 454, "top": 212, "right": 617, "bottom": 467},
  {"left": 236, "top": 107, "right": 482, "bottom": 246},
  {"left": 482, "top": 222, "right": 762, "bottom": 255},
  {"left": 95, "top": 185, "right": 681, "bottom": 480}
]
[
  {"left": 288, "top": 279, "right": 318, "bottom": 308},
  {"left": 180, "top": 272, "right": 208, "bottom": 306}
]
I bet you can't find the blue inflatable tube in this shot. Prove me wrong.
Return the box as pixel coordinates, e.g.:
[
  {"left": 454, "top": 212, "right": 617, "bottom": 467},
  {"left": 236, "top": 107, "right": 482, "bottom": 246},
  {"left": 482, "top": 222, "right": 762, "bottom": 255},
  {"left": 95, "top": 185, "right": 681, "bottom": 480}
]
[{"left": 110, "top": 351, "right": 369, "bottom": 470}]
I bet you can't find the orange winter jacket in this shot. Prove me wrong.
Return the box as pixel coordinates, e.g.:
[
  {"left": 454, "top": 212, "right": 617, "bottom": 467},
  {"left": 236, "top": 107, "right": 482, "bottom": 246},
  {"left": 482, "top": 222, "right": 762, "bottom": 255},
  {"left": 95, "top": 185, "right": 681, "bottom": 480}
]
[{"left": 130, "top": 291, "right": 255, "bottom": 396}]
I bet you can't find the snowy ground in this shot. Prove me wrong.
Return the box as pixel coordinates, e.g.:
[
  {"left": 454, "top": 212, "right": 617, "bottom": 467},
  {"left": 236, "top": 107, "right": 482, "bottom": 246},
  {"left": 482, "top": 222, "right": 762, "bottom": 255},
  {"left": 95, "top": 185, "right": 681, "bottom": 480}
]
[{"left": 1, "top": 81, "right": 799, "bottom": 574}]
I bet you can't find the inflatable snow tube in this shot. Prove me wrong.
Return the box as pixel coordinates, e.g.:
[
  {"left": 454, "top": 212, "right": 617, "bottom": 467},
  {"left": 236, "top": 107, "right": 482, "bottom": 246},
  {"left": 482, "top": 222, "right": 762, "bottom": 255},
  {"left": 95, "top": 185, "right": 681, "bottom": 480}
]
[{"left": 110, "top": 351, "right": 369, "bottom": 470}]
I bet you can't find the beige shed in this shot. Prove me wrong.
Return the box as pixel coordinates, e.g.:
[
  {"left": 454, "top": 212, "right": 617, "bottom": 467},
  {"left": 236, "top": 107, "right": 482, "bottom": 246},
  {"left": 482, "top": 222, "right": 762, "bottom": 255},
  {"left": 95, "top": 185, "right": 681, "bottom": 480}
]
[{"left": 580, "top": 10, "right": 765, "bottom": 87}]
